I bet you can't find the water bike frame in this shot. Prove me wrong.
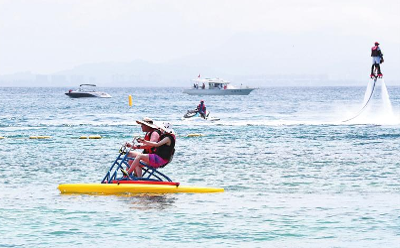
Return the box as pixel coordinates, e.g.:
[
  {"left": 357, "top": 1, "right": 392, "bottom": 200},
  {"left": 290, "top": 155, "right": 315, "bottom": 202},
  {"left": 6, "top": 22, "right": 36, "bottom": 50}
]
[
  {"left": 58, "top": 140, "right": 224, "bottom": 194},
  {"left": 101, "top": 143, "right": 174, "bottom": 184}
]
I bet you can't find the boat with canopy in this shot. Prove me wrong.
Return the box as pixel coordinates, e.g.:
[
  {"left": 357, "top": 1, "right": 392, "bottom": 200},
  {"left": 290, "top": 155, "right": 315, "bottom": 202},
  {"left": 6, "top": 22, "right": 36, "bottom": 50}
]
[{"left": 183, "top": 77, "right": 255, "bottom": 95}]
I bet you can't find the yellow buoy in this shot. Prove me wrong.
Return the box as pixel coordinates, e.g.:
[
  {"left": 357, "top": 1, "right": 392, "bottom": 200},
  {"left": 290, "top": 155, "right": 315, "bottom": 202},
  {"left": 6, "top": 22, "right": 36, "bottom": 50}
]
[
  {"left": 0, "top": 136, "right": 5, "bottom": 139},
  {"left": 79, "top": 136, "right": 88, "bottom": 139},
  {"left": 187, "top": 133, "right": 203, "bottom": 137},
  {"left": 128, "top": 95, "right": 133, "bottom": 107},
  {"left": 89, "top": 135, "right": 102, "bottom": 139},
  {"left": 29, "top": 136, "right": 51, "bottom": 139}
]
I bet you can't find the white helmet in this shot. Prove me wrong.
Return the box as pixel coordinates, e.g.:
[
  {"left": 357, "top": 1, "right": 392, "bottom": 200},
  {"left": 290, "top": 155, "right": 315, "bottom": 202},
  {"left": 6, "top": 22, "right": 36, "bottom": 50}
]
[{"left": 157, "top": 122, "right": 175, "bottom": 134}]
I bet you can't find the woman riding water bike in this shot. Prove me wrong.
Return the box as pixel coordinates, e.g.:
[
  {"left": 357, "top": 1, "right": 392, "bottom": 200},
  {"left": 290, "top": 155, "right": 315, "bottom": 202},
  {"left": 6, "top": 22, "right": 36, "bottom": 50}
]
[{"left": 122, "top": 122, "right": 176, "bottom": 178}]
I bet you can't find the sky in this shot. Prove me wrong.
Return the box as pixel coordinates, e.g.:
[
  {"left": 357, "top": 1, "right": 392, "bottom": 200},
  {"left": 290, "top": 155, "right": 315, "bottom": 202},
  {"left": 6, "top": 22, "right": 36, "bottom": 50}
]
[{"left": 0, "top": 0, "right": 399, "bottom": 84}]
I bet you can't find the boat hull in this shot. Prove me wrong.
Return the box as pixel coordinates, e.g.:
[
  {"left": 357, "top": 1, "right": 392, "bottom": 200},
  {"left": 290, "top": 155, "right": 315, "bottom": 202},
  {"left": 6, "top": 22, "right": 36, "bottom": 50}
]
[
  {"left": 183, "top": 88, "right": 255, "bottom": 95},
  {"left": 65, "top": 92, "right": 97, "bottom": 98},
  {"left": 65, "top": 92, "right": 111, "bottom": 98},
  {"left": 58, "top": 183, "right": 224, "bottom": 194}
]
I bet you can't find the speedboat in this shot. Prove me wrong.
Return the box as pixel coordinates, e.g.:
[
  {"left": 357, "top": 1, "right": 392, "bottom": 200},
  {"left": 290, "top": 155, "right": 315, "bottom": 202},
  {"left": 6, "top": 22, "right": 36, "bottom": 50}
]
[
  {"left": 65, "top": 84, "right": 111, "bottom": 98},
  {"left": 183, "top": 109, "right": 220, "bottom": 121},
  {"left": 183, "top": 77, "right": 256, "bottom": 95}
]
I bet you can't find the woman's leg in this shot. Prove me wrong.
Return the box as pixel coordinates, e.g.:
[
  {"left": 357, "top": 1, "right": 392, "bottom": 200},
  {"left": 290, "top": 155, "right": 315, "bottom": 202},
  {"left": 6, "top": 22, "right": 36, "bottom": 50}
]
[
  {"left": 126, "top": 151, "right": 140, "bottom": 169},
  {"left": 127, "top": 154, "right": 150, "bottom": 178}
]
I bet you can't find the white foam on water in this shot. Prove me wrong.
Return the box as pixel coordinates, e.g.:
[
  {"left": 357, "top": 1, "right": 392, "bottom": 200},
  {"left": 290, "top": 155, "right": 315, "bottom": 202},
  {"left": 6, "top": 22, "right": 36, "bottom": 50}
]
[
  {"left": 381, "top": 80, "right": 395, "bottom": 117},
  {"left": 342, "top": 79, "right": 399, "bottom": 125},
  {"left": 177, "top": 118, "right": 352, "bottom": 127},
  {"left": 362, "top": 78, "right": 375, "bottom": 105}
]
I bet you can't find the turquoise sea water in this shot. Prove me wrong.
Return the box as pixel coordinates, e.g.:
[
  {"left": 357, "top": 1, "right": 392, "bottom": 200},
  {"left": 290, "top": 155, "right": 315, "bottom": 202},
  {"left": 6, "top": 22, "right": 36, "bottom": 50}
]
[{"left": 0, "top": 86, "right": 399, "bottom": 247}]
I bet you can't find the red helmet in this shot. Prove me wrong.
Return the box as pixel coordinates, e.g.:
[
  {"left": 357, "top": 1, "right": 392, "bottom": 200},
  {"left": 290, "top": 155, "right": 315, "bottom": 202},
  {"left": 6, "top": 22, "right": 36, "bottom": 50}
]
[{"left": 375, "top": 42, "right": 379, "bottom": 45}]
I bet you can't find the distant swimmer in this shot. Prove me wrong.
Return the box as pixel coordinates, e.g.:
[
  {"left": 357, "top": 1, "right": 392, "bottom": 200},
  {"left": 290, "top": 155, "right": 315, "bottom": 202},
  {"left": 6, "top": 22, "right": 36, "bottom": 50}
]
[{"left": 371, "top": 42, "right": 384, "bottom": 78}]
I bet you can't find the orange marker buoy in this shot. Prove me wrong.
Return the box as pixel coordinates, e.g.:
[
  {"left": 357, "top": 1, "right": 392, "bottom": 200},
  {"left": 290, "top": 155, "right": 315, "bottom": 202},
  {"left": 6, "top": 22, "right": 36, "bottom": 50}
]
[{"left": 128, "top": 95, "right": 133, "bottom": 107}]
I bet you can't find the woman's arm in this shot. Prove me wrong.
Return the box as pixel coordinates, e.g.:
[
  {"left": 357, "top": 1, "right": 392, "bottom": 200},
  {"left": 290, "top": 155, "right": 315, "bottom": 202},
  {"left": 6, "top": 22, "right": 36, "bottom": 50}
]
[
  {"left": 141, "top": 137, "right": 170, "bottom": 147},
  {"left": 150, "top": 132, "right": 160, "bottom": 142},
  {"left": 125, "top": 142, "right": 147, "bottom": 149}
]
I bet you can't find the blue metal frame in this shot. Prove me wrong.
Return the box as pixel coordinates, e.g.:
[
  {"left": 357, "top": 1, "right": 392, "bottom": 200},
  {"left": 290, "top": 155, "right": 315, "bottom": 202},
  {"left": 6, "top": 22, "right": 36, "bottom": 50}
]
[{"left": 101, "top": 146, "right": 173, "bottom": 183}]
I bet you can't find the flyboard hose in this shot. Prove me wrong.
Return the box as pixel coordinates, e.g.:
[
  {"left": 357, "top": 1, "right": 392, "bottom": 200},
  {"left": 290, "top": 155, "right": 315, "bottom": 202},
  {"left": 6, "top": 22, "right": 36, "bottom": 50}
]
[{"left": 342, "top": 78, "right": 377, "bottom": 123}]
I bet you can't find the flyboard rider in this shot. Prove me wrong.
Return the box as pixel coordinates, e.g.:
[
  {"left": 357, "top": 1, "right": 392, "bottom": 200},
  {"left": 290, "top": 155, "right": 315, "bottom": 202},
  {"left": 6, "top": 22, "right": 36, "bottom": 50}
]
[
  {"left": 371, "top": 42, "right": 384, "bottom": 78},
  {"left": 122, "top": 120, "right": 176, "bottom": 178}
]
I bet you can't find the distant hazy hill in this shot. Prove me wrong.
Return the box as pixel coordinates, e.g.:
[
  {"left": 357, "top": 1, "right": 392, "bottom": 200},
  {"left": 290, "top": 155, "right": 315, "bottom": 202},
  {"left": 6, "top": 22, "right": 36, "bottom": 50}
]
[
  {"left": 170, "top": 32, "right": 400, "bottom": 81},
  {"left": 1, "top": 32, "right": 399, "bottom": 87}
]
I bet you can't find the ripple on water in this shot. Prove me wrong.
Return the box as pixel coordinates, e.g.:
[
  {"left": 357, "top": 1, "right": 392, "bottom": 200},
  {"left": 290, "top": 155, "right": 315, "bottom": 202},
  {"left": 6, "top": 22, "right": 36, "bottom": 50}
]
[{"left": 0, "top": 87, "right": 400, "bottom": 247}]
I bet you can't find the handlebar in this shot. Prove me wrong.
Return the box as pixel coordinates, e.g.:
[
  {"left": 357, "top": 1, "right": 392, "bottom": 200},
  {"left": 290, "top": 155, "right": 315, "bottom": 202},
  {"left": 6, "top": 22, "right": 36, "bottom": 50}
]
[{"left": 119, "top": 136, "right": 142, "bottom": 154}]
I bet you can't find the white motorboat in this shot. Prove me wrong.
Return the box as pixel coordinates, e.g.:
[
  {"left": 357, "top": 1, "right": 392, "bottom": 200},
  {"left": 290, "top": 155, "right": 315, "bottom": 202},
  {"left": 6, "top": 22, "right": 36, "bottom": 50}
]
[
  {"left": 183, "top": 77, "right": 255, "bottom": 95},
  {"left": 65, "top": 84, "right": 111, "bottom": 98}
]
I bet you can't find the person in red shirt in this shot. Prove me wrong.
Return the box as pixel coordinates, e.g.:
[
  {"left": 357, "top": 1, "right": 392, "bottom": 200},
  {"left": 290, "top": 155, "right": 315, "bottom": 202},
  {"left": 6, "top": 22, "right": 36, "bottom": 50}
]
[
  {"left": 122, "top": 122, "right": 176, "bottom": 178},
  {"left": 197, "top": 100, "right": 206, "bottom": 119},
  {"left": 371, "top": 42, "right": 384, "bottom": 78},
  {"left": 124, "top": 117, "right": 160, "bottom": 171}
]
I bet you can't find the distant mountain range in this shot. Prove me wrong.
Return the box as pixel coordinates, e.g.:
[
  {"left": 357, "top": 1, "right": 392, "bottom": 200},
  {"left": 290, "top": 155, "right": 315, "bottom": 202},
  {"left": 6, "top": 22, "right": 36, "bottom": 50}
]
[{"left": 1, "top": 32, "right": 399, "bottom": 87}]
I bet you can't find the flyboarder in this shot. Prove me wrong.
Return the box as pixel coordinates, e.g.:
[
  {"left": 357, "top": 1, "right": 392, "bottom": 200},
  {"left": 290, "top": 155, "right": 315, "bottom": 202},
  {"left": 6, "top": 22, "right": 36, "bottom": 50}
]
[{"left": 371, "top": 42, "right": 384, "bottom": 78}]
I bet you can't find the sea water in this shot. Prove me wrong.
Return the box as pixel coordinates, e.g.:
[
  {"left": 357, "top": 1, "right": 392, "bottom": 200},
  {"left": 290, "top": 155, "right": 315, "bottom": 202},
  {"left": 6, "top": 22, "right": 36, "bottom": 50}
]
[{"left": 0, "top": 86, "right": 399, "bottom": 248}]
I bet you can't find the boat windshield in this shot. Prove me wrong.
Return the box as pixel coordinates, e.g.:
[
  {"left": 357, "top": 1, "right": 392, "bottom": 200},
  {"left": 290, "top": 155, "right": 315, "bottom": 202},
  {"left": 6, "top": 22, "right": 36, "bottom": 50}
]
[{"left": 78, "top": 84, "right": 97, "bottom": 92}]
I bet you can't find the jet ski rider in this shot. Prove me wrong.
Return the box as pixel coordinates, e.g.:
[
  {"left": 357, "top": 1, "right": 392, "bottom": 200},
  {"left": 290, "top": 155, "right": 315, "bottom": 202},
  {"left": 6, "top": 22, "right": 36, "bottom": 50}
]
[
  {"left": 122, "top": 122, "right": 176, "bottom": 178},
  {"left": 197, "top": 100, "right": 206, "bottom": 119}
]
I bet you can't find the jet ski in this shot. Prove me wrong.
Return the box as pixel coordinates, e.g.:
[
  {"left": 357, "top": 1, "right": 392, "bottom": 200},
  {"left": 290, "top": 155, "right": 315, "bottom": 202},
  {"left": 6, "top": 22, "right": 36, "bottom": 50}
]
[{"left": 183, "top": 110, "right": 220, "bottom": 121}]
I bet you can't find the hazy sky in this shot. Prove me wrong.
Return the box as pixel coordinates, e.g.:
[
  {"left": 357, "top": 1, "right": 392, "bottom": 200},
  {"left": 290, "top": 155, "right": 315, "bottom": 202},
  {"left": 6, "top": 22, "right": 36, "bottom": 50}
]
[{"left": 0, "top": 0, "right": 399, "bottom": 75}]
